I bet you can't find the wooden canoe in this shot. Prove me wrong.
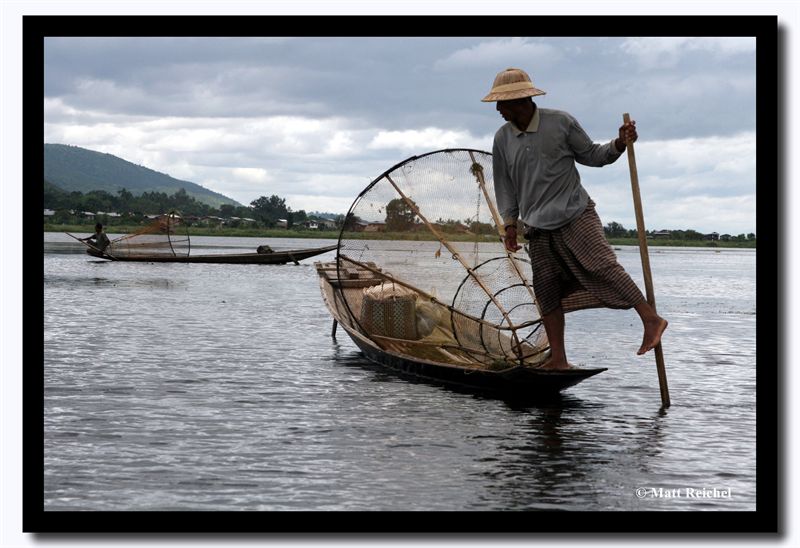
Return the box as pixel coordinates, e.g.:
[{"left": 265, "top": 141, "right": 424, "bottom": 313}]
[
  {"left": 315, "top": 261, "right": 606, "bottom": 399},
  {"left": 86, "top": 244, "right": 338, "bottom": 264}
]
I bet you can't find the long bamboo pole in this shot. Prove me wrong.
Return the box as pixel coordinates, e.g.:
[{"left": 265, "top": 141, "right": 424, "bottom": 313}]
[
  {"left": 623, "top": 113, "right": 670, "bottom": 408},
  {"left": 467, "top": 151, "right": 539, "bottom": 309}
]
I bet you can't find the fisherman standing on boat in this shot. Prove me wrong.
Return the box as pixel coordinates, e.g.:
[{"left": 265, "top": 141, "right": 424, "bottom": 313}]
[
  {"left": 80, "top": 222, "right": 111, "bottom": 253},
  {"left": 482, "top": 67, "right": 668, "bottom": 370}
]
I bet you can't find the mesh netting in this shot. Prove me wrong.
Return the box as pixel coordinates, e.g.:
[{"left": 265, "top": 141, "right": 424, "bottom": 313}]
[
  {"left": 107, "top": 211, "right": 190, "bottom": 258},
  {"left": 334, "top": 149, "right": 549, "bottom": 368}
]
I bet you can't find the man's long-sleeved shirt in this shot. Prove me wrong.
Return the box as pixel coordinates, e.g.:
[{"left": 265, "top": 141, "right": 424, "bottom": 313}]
[{"left": 492, "top": 107, "right": 623, "bottom": 231}]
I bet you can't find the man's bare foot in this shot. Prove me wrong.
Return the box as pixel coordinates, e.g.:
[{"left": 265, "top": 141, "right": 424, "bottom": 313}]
[
  {"left": 538, "top": 359, "right": 574, "bottom": 371},
  {"left": 638, "top": 316, "right": 668, "bottom": 355}
]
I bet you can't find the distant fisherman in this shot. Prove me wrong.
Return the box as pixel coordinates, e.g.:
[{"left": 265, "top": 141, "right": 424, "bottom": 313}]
[
  {"left": 80, "top": 222, "right": 111, "bottom": 253},
  {"left": 482, "top": 67, "right": 668, "bottom": 370}
]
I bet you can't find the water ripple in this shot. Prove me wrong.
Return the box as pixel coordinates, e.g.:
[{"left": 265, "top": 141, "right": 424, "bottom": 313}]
[{"left": 43, "top": 239, "right": 757, "bottom": 511}]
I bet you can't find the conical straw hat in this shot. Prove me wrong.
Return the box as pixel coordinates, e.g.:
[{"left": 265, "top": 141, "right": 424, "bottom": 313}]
[{"left": 481, "top": 67, "right": 546, "bottom": 102}]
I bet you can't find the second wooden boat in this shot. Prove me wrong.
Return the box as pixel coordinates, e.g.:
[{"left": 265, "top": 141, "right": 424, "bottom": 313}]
[
  {"left": 69, "top": 211, "right": 336, "bottom": 264},
  {"left": 85, "top": 244, "right": 337, "bottom": 264}
]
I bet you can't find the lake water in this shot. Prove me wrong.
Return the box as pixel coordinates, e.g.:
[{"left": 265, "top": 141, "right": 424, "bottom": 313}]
[{"left": 40, "top": 232, "right": 758, "bottom": 517}]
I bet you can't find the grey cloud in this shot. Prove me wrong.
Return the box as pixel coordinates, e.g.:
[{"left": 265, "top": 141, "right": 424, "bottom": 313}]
[
  {"left": 45, "top": 36, "right": 756, "bottom": 142},
  {"left": 41, "top": 34, "right": 757, "bottom": 231}
]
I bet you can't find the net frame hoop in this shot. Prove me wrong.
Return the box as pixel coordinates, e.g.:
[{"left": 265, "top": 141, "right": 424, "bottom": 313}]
[
  {"left": 450, "top": 255, "right": 544, "bottom": 365},
  {"left": 478, "top": 284, "right": 546, "bottom": 361},
  {"left": 334, "top": 149, "right": 495, "bottom": 341},
  {"left": 334, "top": 148, "right": 493, "bottom": 289},
  {"left": 333, "top": 148, "right": 546, "bottom": 364}
]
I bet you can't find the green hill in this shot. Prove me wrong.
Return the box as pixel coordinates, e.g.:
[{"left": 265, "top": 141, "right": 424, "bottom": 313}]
[{"left": 44, "top": 143, "right": 241, "bottom": 208}]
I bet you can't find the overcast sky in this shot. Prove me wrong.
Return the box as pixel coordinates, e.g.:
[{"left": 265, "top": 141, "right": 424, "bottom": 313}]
[{"left": 43, "top": 33, "right": 757, "bottom": 235}]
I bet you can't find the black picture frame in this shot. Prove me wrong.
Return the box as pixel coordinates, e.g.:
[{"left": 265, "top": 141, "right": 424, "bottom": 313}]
[{"left": 25, "top": 13, "right": 779, "bottom": 537}]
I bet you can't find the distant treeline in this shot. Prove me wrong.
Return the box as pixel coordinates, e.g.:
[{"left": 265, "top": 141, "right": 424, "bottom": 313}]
[
  {"left": 602, "top": 221, "right": 755, "bottom": 242},
  {"left": 43, "top": 185, "right": 754, "bottom": 242},
  {"left": 43, "top": 185, "right": 333, "bottom": 228}
]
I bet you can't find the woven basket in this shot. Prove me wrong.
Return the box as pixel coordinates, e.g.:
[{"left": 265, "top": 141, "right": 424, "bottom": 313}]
[{"left": 359, "top": 284, "right": 418, "bottom": 340}]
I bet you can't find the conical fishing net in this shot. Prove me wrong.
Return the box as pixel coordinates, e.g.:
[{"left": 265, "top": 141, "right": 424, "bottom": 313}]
[
  {"left": 106, "top": 210, "right": 190, "bottom": 258},
  {"left": 334, "top": 149, "right": 549, "bottom": 368}
]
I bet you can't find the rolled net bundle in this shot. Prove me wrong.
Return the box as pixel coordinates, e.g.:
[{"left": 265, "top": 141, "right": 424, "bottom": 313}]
[
  {"left": 335, "top": 149, "right": 549, "bottom": 368},
  {"left": 107, "top": 210, "right": 190, "bottom": 258}
]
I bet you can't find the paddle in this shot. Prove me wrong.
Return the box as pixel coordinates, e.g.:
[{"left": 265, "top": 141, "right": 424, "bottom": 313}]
[
  {"left": 66, "top": 231, "right": 92, "bottom": 248},
  {"left": 623, "top": 113, "right": 671, "bottom": 408}
]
